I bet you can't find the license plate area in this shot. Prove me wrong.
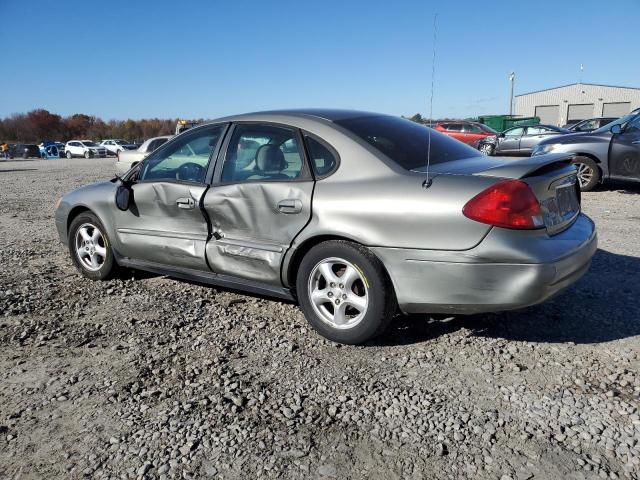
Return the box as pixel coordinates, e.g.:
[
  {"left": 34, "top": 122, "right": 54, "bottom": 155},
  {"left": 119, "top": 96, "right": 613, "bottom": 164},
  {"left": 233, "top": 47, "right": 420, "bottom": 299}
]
[{"left": 542, "top": 175, "right": 580, "bottom": 234}]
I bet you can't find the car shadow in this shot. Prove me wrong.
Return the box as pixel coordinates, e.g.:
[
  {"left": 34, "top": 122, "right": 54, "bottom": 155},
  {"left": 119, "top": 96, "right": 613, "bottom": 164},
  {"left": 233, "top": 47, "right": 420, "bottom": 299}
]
[
  {"left": 373, "top": 248, "right": 640, "bottom": 347},
  {"left": 0, "top": 168, "right": 38, "bottom": 173},
  {"left": 603, "top": 181, "right": 640, "bottom": 195}
]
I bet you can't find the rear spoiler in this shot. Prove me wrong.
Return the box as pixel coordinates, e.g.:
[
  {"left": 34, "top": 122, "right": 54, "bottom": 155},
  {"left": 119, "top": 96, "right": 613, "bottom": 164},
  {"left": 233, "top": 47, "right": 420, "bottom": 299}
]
[{"left": 475, "top": 152, "right": 575, "bottom": 179}]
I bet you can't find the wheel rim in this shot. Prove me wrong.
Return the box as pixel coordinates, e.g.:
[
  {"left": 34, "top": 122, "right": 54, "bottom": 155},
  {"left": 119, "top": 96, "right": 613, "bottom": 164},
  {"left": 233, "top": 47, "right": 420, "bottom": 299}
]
[
  {"left": 74, "top": 223, "right": 107, "bottom": 271},
  {"left": 308, "top": 257, "right": 368, "bottom": 330},
  {"left": 480, "top": 144, "right": 492, "bottom": 155},
  {"left": 575, "top": 162, "right": 593, "bottom": 188}
]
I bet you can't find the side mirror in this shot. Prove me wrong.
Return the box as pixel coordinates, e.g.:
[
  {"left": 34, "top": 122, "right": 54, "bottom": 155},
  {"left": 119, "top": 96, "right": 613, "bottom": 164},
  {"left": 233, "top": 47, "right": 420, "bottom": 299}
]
[
  {"left": 610, "top": 124, "right": 622, "bottom": 135},
  {"left": 115, "top": 184, "right": 133, "bottom": 211}
]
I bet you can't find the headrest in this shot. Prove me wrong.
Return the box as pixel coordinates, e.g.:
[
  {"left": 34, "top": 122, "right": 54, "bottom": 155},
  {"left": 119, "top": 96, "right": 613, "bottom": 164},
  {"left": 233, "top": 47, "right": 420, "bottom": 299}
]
[{"left": 255, "top": 144, "right": 286, "bottom": 173}]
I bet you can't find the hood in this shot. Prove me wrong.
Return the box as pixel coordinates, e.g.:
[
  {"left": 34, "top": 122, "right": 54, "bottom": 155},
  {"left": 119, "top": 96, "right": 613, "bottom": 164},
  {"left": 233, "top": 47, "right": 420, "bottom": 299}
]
[{"left": 538, "top": 130, "right": 611, "bottom": 147}]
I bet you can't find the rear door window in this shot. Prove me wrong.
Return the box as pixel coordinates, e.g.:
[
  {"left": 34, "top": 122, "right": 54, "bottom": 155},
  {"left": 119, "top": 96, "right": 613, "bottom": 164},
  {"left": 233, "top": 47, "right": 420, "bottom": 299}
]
[{"left": 304, "top": 135, "right": 338, "bottom": 177}]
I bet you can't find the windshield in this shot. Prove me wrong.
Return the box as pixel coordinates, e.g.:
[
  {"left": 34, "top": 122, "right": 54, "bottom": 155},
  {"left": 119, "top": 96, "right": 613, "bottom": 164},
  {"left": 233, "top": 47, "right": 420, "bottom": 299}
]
[
  {"left": 478, "top": 124, "right": 497, "bottom": 133},
  {"left": 335, "top": 115, "right": 480, "bottom": 170},
  {"left": 114, "top": 140, "right": 128, "bottom": 145},
  {"left": 593, "top": 112, "right": 639, "bottom": 133},
  {"left": 82, "top": 141, "right": 98, "bottom": 147}
]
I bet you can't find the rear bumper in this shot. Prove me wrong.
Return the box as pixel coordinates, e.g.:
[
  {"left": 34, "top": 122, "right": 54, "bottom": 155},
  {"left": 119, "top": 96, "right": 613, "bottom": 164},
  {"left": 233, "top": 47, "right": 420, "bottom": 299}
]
[{"left": 371, "top": 213, "right": 597, "bottom": 315}]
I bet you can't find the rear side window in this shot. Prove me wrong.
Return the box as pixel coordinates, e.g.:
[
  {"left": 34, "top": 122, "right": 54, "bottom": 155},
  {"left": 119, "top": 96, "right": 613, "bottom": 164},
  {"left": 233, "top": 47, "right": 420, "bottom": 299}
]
[
  {"left": 304, "top": 135, "right": 338, "bottom": 177},
  {"left": 335, "top": 115, "right": 479, "bottom": 171}
]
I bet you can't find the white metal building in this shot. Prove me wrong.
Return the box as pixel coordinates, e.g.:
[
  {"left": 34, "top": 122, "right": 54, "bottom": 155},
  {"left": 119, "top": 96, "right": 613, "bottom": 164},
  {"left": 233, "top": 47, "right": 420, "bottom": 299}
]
[{"left": 514, "top": 83, "right": 640, "bottom": 126}]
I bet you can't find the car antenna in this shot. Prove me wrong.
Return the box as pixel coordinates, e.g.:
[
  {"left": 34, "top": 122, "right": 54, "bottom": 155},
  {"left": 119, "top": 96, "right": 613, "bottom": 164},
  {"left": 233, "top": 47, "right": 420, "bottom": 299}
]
[{"left": 423, "top": 12, "right": 438, "bottom": 189}]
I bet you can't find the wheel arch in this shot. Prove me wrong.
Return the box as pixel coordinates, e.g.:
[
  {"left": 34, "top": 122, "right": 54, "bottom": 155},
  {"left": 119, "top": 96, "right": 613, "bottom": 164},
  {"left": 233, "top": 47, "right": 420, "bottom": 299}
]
[
  {"left": 66, "top": 205, "right": 93, "bottom": 234},
  {"left": 572, "top": 152, "right": 602, "bottom": 164},
  {"left": 283, "top": 234, "right": 395, "bottom": 296}
]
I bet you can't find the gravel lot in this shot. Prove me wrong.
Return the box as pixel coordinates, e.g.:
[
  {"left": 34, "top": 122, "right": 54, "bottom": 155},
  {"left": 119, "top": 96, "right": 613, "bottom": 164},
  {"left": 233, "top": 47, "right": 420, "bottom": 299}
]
[{"left": 0, "top": 157, "right": 639, "bottom": 480}]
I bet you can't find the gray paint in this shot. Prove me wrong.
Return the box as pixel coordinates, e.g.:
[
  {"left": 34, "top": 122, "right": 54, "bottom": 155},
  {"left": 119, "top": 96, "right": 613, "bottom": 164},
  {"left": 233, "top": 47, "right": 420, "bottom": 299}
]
[{"left": 55, "top": 109, "right": 597, "bottom": 316}]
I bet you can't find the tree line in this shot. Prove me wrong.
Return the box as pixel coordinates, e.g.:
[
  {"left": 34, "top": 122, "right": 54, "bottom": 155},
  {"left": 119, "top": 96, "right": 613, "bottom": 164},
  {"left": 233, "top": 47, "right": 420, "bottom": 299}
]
[{"left": 0, "top": 109, "right": 193, "bottom": 143}]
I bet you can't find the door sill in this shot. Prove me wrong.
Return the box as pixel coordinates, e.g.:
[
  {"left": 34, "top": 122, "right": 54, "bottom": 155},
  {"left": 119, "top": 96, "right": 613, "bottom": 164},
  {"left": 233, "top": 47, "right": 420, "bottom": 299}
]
[{"left": 114, "top": 254, "right": 295, "bottom": 302}]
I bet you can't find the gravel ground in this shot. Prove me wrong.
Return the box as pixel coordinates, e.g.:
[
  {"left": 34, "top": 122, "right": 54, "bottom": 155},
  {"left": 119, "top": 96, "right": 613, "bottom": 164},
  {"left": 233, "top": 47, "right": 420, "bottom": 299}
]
[{"left": 0, "top": 157, "right": 639, "bottom": 480}]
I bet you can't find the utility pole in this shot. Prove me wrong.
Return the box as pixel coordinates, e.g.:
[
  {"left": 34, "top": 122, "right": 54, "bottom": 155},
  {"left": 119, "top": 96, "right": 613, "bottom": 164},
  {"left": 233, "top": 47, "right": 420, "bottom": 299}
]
[{"left": 509, "top": 72, "right": 515, "bottom": 116}]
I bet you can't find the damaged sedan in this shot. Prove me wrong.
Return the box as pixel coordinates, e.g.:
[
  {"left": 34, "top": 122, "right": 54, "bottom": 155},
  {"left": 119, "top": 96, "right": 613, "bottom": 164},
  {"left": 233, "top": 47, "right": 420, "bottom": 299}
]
[{"left": 55, "top": 110, "right": 597, "bottom": 344}]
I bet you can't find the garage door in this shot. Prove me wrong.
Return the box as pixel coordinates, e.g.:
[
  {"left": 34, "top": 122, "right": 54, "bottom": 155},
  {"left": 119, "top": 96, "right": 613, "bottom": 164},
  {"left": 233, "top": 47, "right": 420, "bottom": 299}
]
[
  {"left": 567, "top": 104, "right": 594, "bottom": 121},
  {"left": 534, "top": 105, "right": 559, "bottom": 125},
  {"left": 602, "top": 102, "right": 631, "bottom": 117}
]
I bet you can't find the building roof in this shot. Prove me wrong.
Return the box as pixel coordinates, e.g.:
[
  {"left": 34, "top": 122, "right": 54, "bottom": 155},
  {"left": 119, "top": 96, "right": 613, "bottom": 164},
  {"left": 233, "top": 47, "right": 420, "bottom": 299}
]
[{"left": 515, "top": 83, "right": 640, "bottom": 97}]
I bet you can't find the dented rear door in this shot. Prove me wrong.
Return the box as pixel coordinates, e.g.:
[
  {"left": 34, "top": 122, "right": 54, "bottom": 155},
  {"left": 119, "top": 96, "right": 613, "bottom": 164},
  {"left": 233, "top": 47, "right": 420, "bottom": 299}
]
[{"left": 203, "top": 122, "right": 314, "bottom": 286}]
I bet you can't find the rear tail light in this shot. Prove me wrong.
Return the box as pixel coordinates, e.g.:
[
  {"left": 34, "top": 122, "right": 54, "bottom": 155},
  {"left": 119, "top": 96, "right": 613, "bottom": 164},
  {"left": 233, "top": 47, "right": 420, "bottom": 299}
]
[{"left": 463, "top": 179, "right": 544, "bottom": 229}]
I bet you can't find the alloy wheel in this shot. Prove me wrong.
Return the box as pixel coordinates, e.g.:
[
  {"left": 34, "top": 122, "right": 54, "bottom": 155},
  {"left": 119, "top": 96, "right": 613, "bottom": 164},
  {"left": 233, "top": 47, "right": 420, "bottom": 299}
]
[
  {"left": 308, "top": 257, "right": 368, "bottom": 329},
  {"left": 74, "top": 223, "right": 107, "bottom": 271},
  {"left": 576, "top": 162, "right": 593, "bottom": 188}
]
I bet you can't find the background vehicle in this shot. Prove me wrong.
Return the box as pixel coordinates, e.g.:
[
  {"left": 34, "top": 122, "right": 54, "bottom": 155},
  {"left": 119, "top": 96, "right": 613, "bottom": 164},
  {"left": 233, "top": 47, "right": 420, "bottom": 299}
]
[
  {"left": 478, "top": 124, "right": 569, "bottom": 156},
  {"left": 56, "top": 110, "right": 595, "bottom": 345},
  {"left": 38, "top": 141, "right": 65, "bottom": 158},
  {"left": 533, "top": 109, "right": 640, "bottom": 191},
  {"left": 115, "top": 135, "right": 171, "bottom": 173},
  {"left": 100, "top": 139, "right": 137, "bottom": 156},
  {"left": 477, "top": 115, "right": 540, "bottom": 132},
  {"left": 65, "top": 140, "right": 108, "bottom": 158},
  {"left": 11, "top": 143, "right": 40, "bottom": 159},
  {"left": 434, "top": 121, "right": 496, "bottom": 145},
  {"left": 176, "top": 120, "right": 199, "bottom": 135},
  {"left": 564, "top": 117, "right": 617, "bottom": 132}
]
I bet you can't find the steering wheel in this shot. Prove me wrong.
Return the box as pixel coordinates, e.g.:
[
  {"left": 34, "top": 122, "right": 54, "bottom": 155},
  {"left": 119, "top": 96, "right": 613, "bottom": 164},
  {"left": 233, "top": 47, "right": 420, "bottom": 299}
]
[{"left": 177, "top": 162, "right": 205, "bottom": 182}]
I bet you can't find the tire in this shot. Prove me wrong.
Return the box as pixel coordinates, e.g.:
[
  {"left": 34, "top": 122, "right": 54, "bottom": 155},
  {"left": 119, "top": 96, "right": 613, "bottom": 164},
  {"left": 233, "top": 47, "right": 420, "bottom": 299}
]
[
  {"left": 572, "top": 156, "right": 600, "bottom": 191},
  {"left": 84, "top": 151, "right": 91, "bottom": 159},
  {"left": 296, "top": 240, "right": 396, "bottom": 344},
  {"left": 479, "top": 143, "right": 494, "bottom": 156},
  {"left": 68, "top": 212, "right": 117, "bottom": 280},
  {"left": 66, "top": 151, "right": 72, "bottom": 159}
]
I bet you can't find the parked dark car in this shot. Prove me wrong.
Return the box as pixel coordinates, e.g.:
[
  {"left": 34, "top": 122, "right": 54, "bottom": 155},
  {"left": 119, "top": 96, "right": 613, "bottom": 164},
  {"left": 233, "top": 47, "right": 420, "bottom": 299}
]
[
  {"left": 533, "top": 109, "right": 640, "bottom": 191},
  {"left": 11, "top": 144, "right": 41, "bottom": 159},
  {"left": 563, "top": 117, "right": 617, "bottom": 133},
  {"left": 476, "top": 124, "right": 570, "bottom": 156}
]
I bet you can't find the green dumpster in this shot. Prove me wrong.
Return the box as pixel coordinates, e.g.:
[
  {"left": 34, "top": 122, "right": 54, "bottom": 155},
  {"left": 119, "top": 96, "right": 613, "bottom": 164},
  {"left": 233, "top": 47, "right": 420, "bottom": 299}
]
[{"left": 478, "top": 115, "right": 540, "bottom": 132}]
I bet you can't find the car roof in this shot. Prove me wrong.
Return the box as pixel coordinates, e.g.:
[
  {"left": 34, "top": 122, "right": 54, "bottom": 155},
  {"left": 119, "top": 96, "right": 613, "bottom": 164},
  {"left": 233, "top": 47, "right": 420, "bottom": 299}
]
[{"left": 212, "top": 108, "right": 385, "bottom": 124}]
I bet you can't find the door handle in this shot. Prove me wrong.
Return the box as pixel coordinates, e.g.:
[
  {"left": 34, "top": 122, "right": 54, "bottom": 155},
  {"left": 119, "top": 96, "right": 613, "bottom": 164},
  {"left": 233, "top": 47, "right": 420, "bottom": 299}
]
[
  {"left": 176, "top": 197, "right": 195, "bottom": 209},
  {"left": 277, "top": 199, "right": 303, "bottom": 214}
]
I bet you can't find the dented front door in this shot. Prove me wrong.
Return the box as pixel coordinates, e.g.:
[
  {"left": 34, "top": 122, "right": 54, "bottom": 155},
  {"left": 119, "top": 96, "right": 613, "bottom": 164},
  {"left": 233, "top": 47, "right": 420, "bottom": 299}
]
[
  {"left": 113, "top": 182, "right": 210, "bottom": 270},
  {"left": 202, "top": 181, "right": 313, "bottom": 285}
]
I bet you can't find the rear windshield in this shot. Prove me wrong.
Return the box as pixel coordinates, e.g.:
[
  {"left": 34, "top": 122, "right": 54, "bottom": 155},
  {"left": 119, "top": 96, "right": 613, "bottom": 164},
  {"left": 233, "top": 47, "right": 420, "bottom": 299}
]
[{"left": 335, "top": 115, "right": 480, "bottom": 170}]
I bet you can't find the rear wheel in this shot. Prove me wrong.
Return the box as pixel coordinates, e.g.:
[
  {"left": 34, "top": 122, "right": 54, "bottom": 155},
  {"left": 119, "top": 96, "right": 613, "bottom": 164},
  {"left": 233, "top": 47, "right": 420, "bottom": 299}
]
[
  {"left": 572, "top": 156, "right": 600, "bottom": 191},
  {"left": 296, "top": 240, "right": 396, "bottom": 344},
  {"left": 68, "top": 212, "right": 117, "bottom": 280},
  {"left": 66, "top": 151, "right": 72, "bottom": 159}
]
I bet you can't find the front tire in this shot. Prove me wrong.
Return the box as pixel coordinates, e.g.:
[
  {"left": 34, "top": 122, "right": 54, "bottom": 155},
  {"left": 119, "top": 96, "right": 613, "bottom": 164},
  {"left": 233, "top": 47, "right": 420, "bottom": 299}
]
[
  {"left": 296, "top": 240, "right": 396, "bottom": 344},
  {"left": 572, "top": 156, "right": 600, "bottom": 191},
  {"left": 68, "top": 212, "right": 117, "bottom": 280},
  {"left": 84, "top": 151, "right": 91, "bottom": 159},
  {"left": 479, "top": 143, "right": 494, "bottom": 156}
]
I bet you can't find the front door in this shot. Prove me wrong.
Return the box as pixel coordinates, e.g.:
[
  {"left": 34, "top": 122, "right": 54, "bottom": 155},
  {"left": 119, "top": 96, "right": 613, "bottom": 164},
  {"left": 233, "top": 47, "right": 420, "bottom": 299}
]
[
  {"left": 609, "top": 115, "right": 640, "bottom": 181},
  {"left": 203, "top": 123, "right": 313, "bottom": 286},
  {"left": 113, "top": 124, "right": 227, "bottom": 270},
  {"left": 496, "top": 127, "right": 524, "bottom": 154}
]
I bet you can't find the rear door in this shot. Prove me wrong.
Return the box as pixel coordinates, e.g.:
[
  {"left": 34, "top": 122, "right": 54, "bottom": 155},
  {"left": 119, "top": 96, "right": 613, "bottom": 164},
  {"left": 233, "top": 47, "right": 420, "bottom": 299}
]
[
  {"left": 496, "top": 127, "right": 524, "bottom": 154},
  {"left": 203, "top": 123, "right": 313, "bottom": 286},
  {"left": 519, "top": 126, "right": 558, "bottom": 154},
  {"left": 609, "top": 115, "right": 640, "bottom": 181},
  {"left": 112, "top": 124, "right": 227, "bottom": 270}
]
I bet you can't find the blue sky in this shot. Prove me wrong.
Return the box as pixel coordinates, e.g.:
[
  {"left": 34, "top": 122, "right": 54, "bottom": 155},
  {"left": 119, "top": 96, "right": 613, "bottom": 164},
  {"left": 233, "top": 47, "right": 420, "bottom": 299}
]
[{"left": 1, "top": 0, "right": 638, "bottom": 120}]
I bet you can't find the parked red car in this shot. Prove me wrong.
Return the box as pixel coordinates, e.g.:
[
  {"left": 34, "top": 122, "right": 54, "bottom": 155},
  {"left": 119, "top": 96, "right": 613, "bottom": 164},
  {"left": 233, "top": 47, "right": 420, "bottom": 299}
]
[{"left": 434, "top": 121, "right": 497, "bottom": 145}]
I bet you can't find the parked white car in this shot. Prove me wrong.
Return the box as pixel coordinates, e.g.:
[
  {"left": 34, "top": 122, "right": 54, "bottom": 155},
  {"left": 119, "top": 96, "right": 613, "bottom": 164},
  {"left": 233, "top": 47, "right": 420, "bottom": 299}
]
[
  {"left": 65, "top": 140, "right": 108, "bottom": 159},
  {"left": 99, "top": 139, "right": 137, "bottom": 156},
  {"left": 115, "top": 135, "right": 171, "bottom": 174}
]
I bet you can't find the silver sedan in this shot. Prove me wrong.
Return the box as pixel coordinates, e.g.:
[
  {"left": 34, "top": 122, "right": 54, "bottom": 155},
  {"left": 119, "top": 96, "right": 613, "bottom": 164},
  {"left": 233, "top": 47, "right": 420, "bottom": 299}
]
[{"left": 55, "top": 110, "right": 597, "bottom": 344}]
